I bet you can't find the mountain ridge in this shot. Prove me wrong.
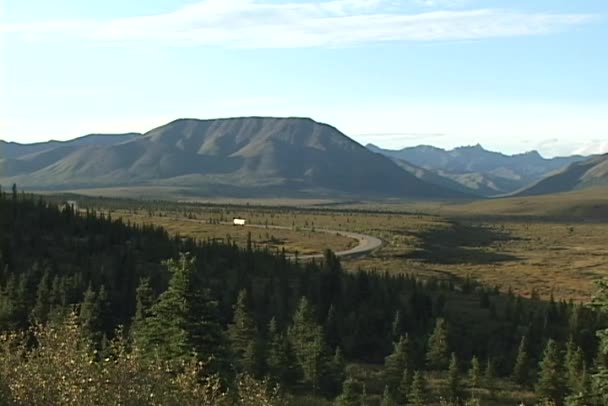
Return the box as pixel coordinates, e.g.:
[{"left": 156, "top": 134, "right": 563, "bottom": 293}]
[{"left": 0, "top": 117, "right": 472, "bottom": 199}]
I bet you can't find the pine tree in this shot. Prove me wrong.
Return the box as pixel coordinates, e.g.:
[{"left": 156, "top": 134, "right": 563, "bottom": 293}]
[
  {"left": 228, "top": 289, "right": 258, "bottom": 372},
  {"left": 485, "top": 357, "right": 495, "bottom": 381},
  {"left": 408, "top": 371, "right": 428, "bottom": 406},
  {"left": 380, "top": 385, "right": 397, "bottom": 406},
  {"left": 426, "top": 318, "right": 449, "bottom": 370},
  {"left": 469, "top": 355, "right": 481, "bottom": 388},
  {"left": 512, "top": 335, "right": 529, "bottom": 385},
  {"left": 328, "top": 347, "right": 346, "bottom": 396},
  {"left": 447, "top": 352, "right": 460, "bottom": 401},
  {"left": 384, "top": 334, "right": 411, "bottom": 391},
  {"left": 536, "top": 339, "right": 566, "bottom": 405},
  {"left": 334, "top": 376, "right": 359, "bottom": 406}
]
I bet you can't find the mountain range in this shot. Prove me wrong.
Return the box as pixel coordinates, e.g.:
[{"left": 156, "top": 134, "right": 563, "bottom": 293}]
[
  {"left": 366, "top": 143, "right": 589, "bottom": 196},
  {"left": 1, "top": 117, "right": 603, "bottom": 200},
  {"left": 0, "top": 117, "right": 469, "bottom": 199}
]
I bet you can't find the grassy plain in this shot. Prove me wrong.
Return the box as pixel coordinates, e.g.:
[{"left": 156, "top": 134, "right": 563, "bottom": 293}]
[{"left": 90, "top": 188, "right": 608, "bottom": 302}]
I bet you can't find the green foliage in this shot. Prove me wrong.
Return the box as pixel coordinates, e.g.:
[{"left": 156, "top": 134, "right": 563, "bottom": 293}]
[
  {"left": 266, "top": 317, "right": 293, "bottom": 385},
  {"left": 398, "top": 368, "right": 412, "bottom": 404},
  {"left": 447, "top": 352, "right": 460, "bottom": 401},
  {"left": 380, "top": 385, "right": 397, "bottom": 406},
  {"left": 137, "top": 254, "right": 229, "bottom": 374},
  {"left": 384, "top": 334, "right": 411, "bottom": 391},
  {"left": 426, "top": 318, "right": 449, "bottom": 370},
  {"left": 468, "top": 355, "right": 481, "bottom": 388},
  {"left": 512, "top": 336, "right": 529, "bottom": 385},
  {"left": 407, "top": 371, "right": 428, "bottom": 406},
  {"left": 228, "top": 289, "right": 259, "bottom": 374},
  {"left": 334, "top": 377, "right": 359, "bottom": 406},
  {"left": 0, "top": 312, "right": 282, "bottom": 405},
  {"left": 592, "top": 279, "right": 608, "bottom": 404},
  {"left": 536, "top": 339, "right": 566, "bottom": 405}
]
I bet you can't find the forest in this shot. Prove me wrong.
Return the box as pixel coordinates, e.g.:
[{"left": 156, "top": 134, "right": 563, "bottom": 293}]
[{"left": 0, "top": 186, "right": 607, "bottom": 405}]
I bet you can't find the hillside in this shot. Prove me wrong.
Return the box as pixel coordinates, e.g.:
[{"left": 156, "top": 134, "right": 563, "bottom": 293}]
[
  {"left": 367, "top": 143, "right": 587, "bottom": 195},
  {"left": 513, "top": 153, "right": 608, "bottom": 196},
  {"left": 0, "top": 117, "right": 471, "bottom": 199}
]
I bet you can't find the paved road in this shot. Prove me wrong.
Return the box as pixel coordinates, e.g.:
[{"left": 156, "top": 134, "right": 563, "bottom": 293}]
[{"left": 238, "top": 223, "right": 383, "bottom": 260}]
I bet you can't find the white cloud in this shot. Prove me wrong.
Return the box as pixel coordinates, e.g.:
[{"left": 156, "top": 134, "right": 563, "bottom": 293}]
[
  {"left": 574, "top": 141, "right": 608, "bottom": 156},
  {"left": 2, "top": 0, "right": 595, "bottom": 48}
]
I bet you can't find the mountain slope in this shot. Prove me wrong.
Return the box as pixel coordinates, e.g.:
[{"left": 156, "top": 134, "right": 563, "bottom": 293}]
[
  {"left": 513, "top": 154, "right": 608, "bottom": 196},
  {"left": 367, "top": 143, "right": 588, "bottom": 195},
  {"left": 0, "top": 133, "right": 141, "bottom": 159},
  {"left": 0, "top": 117, "right": 471, "bottom": 199}
]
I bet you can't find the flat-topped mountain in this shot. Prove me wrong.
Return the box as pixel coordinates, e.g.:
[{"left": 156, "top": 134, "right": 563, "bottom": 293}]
[
  {"left": 0, "top": 117, "right": 472, "bottom": 199},
  {"left": 367, "top": 143, "right": 588, "bottom": 195}
]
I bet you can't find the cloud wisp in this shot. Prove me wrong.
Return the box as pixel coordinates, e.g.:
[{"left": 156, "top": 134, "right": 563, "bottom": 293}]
[{"left": 2, "top": 0, "right": 596, "bottom": 48}]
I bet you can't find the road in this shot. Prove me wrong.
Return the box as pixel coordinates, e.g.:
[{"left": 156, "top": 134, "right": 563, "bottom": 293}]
[{"left": 239, "top": 223, "right": 383, "bottom": 260}]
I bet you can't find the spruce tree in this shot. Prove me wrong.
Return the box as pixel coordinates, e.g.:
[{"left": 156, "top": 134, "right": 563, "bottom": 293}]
[
  {"left": 334, "top": 377, "right": 359, "bottom": 406},
  {"left": 447, "top": 352, "right": 460, "bottom": 401},
  {"left": 228, "top": 289, "right": 258, "bottom": 372},
  {"left": 131, "top": 277, "right": 155, "bottom": 342},
  {"left": 79, "top": 283, "right": 101, "bottom": 340},
  {"left": 398, "top": 368, "right": 412, "bottom": 405},
  {"left": 426, "top": 318, "right": 449, "bottom": 370},
  {"left": 469, "top": 355, "right": 481, "bottom": 389},
  {"left": 592, "top": 280, "right": 608, "bottom": 404},
  {"left": 384, "top": 334, "right": 411, "bottom": 391},
  {"left": 266, "top": 317, "right": 292, "bottom": 384},
  {"left": 380, "top": 385, "right": 397, "bottom": 406},
  {"left": 565, "top": 345, "right": 584, "bottom": 394},
  {"left": 31, "top": 271, "right": 51, "bottom": 324},
  {"left": 512, "top": 336, "right": 529, "bottom": 385},
  {"left": 138, "top": 254, "right": 228, "bottom": 374},
  {"left": 289, "top": 297, "right": 330, "bottom": 395},
  {"left": 536, "top": 339, "right": 566, "bottom": 405},
  {"left": 408, "top": 371, "right": 428, "bottom": 406}
]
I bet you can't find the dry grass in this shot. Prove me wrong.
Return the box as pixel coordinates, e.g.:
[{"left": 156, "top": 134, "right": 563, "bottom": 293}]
[
  {"left": 111, "top": 210, "right": 356, "bottom": 256},
  {"left": 94, "top": 193, "right": 608, "bottom": 302}
]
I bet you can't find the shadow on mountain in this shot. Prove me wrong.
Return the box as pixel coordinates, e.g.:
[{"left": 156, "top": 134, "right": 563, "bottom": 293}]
[{"left": 402, "top": 221, "right": 520, "bottom": 265}]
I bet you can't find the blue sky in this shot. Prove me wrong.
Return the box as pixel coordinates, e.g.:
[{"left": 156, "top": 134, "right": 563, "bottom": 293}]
[{"left": 1, "top": 0, "right": 607, "bottom": 157}]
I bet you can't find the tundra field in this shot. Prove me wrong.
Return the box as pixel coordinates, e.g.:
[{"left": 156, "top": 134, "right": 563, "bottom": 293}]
[{"left": 66, "top": 187, "right": 608, "bottom": 303}]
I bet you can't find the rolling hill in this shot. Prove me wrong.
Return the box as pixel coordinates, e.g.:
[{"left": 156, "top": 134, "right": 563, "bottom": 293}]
[
  {"left": 513, "top": 153, "right": 608, "bottom": 196},
  {"left": 0, "top": 117, "right": 473, "bottom": 199},
  {"left": 367, "top": 143, "right": 587, "bottom": 196}
]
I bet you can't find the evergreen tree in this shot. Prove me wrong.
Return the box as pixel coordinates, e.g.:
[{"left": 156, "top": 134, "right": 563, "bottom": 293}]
[
  {"left": 565, "top": 344, "right": 584, "bottom": 394},
  {"left": 592, "top": 280, "right": 608, "bottom": 404},
  {"left": 380, "top": 385, "right": 397, "bottom": 406},
  {"left": 227, "top": 289, "right": 258, "bottom": 372},
  {"left": 31, "top": 271, "right": 51, "bottom": 324},
  {"left": 384, "top": 334, "right": 411, "bottom": 391},
  {"left": 131, "top": 277, "right": 155, "bottom": 341},
  {"left": 426, "top": 318, "right": 449, "bottom": 369},
  {"left": 266, "top": 317, "right": 292, "bottom": 384},
  {"left": 138, "top": 254, "right": 228, "bottom": 374},
  {"left": 289, "top": 297, "right": 329, "bottom": 395},
  {"left": 447, "top": 352, "right": 460, "bottom": 401},
  {"left": 334, "top": 377, "right": 359, "bottom": 406},
  {"left": 328, "top": 347, "right": 346, "bottom": 396},
  {"left": 398, "top": 368, "right": 412, "bottom": 405},
  {"left": 512, "top": 336, "right": 529, "bottom": 385},
  {"left": 408, "top": 371, "right": 428, "bottom": 406},
  {"left": 79, "top": 283, "right": 101, "bottom": 339},
  {"left": 469, "top": 355, "right": 481, "bottom": 389},
  {"left": 484, "top": 357, "right": 495, "bottom": 381},
  {"left": 536, "top": 339, "right": 566, "bottom": 405}
]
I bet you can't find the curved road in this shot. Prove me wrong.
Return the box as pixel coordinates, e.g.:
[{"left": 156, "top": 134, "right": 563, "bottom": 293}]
[{"left": 240, "top": 223, "right": 383, "bottom": 260}]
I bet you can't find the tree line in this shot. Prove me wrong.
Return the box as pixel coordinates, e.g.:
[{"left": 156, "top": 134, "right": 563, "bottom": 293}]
[{"left": 0, "top": 186, "right": 606, "bottom": 404}]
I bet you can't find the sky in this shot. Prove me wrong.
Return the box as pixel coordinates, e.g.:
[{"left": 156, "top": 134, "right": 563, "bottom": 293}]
[{"left": 1, "top": 0, "right": 607, "bottom": 157}]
